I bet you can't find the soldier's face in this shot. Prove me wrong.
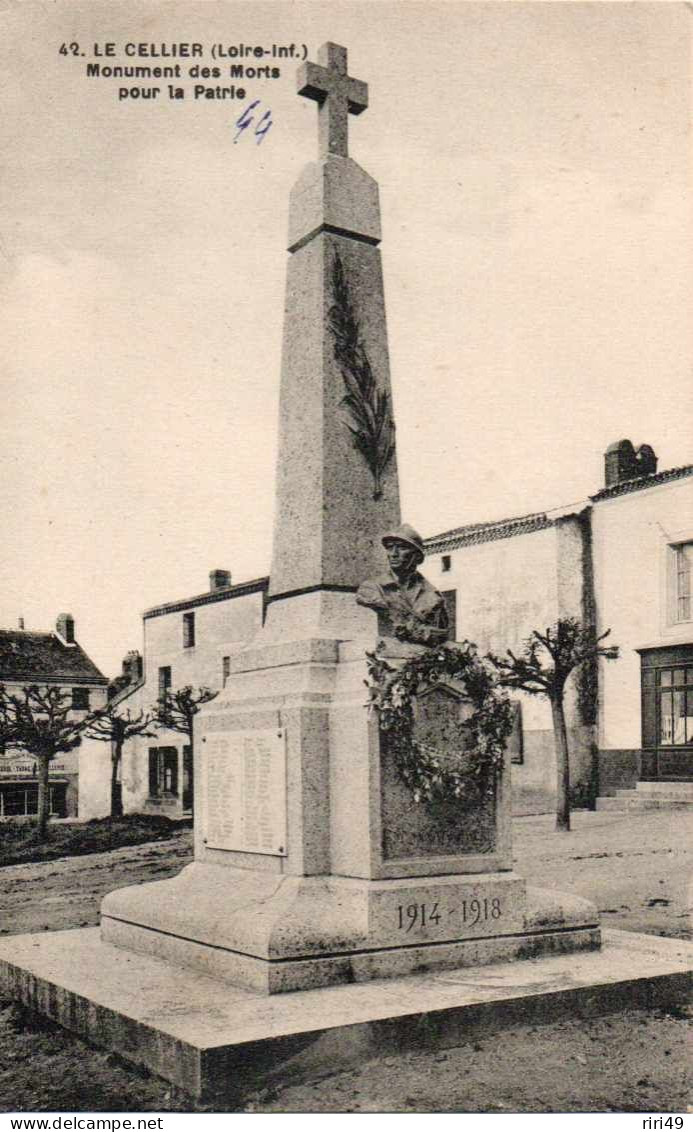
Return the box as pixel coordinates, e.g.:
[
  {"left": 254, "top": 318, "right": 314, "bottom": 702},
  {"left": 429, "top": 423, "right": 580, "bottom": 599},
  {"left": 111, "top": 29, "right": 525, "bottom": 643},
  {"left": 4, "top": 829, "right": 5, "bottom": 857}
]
[{"left": 386, "top": 540, "right": 418, "bottom": 576}]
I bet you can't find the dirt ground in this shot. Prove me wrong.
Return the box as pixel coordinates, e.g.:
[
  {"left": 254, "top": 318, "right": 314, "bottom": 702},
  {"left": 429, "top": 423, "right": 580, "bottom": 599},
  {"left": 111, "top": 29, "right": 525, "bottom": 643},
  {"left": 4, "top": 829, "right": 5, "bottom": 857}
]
[
  {"left": 513, "top": 809, "right": 692, "bottom": 941},
  {"left": 0, "top": 828, "right": 193, "bottom": 937},
  {"left": 0, "top": 809, "right": 691, "bottom": 1113}
]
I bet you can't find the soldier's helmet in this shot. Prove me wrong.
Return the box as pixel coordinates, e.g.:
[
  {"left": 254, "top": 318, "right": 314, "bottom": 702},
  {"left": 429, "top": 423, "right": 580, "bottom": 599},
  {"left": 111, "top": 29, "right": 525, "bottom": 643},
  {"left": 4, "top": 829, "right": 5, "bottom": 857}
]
[{"left": 381, "top": 524, "right": 425, "bottom": 565}]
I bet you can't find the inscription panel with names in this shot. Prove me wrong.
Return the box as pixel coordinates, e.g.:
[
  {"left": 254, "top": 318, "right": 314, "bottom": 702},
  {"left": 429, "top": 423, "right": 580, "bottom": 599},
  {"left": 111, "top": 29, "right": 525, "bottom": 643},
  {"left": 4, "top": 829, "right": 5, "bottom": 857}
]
[{"left": 203, "top": 726, "right": 287, "bottom": 856}]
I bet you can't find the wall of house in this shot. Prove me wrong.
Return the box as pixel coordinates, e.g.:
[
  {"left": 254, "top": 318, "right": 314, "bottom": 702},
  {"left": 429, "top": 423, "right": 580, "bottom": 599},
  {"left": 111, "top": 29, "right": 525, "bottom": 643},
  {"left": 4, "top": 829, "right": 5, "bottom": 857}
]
[
  {"left": 77, "top": 737, "right": 112, "bottom": 819},
  {"left": 142, "top": 591, "right": 264, "bottom": 693},
  {"left": 423, "top": 519, "right": 593, "bottom": 813},
  {"left": 0, "top": 679, "right": 107, "bottom": 820},
  {"left": 79, "top": 588, "right": 267, "bottom": 820},
  {"left": 591, "top": 476, "right": 693, "bottom": 789}
]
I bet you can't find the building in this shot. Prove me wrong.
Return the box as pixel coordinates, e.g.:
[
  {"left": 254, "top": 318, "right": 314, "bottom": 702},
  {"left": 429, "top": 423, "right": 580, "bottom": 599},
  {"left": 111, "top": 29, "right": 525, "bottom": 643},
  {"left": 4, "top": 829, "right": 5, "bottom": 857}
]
[
  {"left": 590, "top": 452, "right": 693, "bottom": 793},
  {"left": 89, "top": 442, "right": 692, "bottom": 820},
  {"left": 423, "top": 441, "right": 693, "bottom": 812},
  {"left": 0, "top": 614, "right": 108, "bottom": 819},
  {"left": 78, "top": 572, "right": 268, "bottom": 820}
]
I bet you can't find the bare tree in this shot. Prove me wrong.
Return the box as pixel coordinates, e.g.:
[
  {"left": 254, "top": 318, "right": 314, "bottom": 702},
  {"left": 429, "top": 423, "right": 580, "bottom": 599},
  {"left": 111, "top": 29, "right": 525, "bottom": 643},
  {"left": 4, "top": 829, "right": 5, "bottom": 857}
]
[
  {"left": 8, "top": 685, "right": 87, "bottom": 839},
  {"left": 153, "top": 686, "right": 219, "bottom": 801},
  {"left": 490, "top": 618, "right": 619, "bottom": 832},
  {"left": 0, "top": 684, "right": 15, "bottom": 755},
  {"left": 84, "top": 704, "right": 158, "bottom": 817}
]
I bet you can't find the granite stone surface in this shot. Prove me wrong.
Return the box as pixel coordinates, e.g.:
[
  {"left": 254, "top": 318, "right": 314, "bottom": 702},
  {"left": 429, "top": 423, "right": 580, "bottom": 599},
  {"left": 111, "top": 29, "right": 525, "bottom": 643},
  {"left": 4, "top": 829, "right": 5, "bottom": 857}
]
[
  {"left": 288, "top": 157, "right": 381, "bottom": 251},
  {"left": 101, "top": 847, "right": 598, "bottom": 993},
  {"left": 0, "top": 928, "right": 689, "bottom": 1099},
  {"left": 268, "top": 230, "right": 400, "bottom": 603},
  {"left": 297, "top": 44, "right": 368, "bottom": 163},
  {"left": 381, "top": 685, "right": 498, "bottom": 861},
  {"left": 90, "top": 42, "right": 596, "bottom": 1003}
]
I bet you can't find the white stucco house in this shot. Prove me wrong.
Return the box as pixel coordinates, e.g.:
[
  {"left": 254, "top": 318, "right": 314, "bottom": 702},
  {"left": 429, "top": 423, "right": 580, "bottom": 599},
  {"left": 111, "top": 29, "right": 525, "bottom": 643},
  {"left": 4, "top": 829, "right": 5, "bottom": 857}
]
[
  {"left": 79, "top": 573, "right": 268, "bottom": 820},
  {"left": 82, "top": 441, "right": 692, "bottom": 819},
  {"left": 0, "top": 614, "right": 108, "bottom": 819},
  {"left": 423, "top": 441, "right": 693, "bottom": 812}
]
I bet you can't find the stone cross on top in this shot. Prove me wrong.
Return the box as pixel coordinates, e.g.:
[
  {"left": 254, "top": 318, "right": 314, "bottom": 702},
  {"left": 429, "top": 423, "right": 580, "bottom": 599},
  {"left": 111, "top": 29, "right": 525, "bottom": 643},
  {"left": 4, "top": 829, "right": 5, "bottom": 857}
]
[{"left": 297, "top": 42, "right": 368, "bottom": 159}]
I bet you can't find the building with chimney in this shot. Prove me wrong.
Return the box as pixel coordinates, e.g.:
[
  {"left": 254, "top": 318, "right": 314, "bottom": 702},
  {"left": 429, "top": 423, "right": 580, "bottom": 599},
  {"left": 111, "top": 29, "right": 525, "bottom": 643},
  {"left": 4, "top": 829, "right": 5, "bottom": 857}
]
[
  {"left": 423, "top": 442, "right": 693, "bottom": 812},
  {"left": 78, "top": 572, "right": 268, "bottom": 820},
  {"left": 83, "top": 443, "right": 692, "bottom": 820},
  {"left": 0, "top": 615, "right": 108, "bottom": 818}
]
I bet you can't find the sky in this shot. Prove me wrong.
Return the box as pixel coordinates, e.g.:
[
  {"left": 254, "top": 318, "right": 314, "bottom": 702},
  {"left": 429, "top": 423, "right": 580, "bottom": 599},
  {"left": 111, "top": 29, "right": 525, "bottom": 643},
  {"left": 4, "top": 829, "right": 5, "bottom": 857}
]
[{"left": 1, "top": 1, "right": 690, "bottom": 678}]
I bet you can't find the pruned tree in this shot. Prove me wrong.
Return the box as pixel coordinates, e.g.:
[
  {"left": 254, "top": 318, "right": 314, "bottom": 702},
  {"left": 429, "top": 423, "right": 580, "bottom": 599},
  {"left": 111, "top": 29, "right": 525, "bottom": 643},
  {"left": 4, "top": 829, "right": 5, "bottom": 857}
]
[
  {"left": 8, "top": 685, "right": 88, "bottom": 839},
  {"left": 0, "top": 684, "right": 16, "bottom": 755},
  {"left": 154, "top": 685, "right": 219, "bottom": 740},
  {"left": 489, "top": 618, "right": 619, "bottom": 832},
  {"left": 84, "top": 704, "right": 158, "bottom": 817},
  {"left": 153, "top": 685, "right": 219, "bottom": 790}
]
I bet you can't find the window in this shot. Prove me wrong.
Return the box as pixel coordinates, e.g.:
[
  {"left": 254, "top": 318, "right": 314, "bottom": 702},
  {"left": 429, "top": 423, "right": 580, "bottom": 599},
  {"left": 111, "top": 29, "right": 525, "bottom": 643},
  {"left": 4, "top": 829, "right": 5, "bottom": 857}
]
[
  {"left": 657, "top": 666, "right": 693, "bottom": 746},
  {"left": 441, "top": 555, "right": 451, "bottom": 573},
  {"left": 0, "top": 783, "right": 66, "bottom": 818},
  {"left": 148, "top": 747, "right": 178, "bottom": 797},
  {"left": 71, "top": 687, "right": 90, "bottom": 711},
  {"left": 442, "top": 589, "right": 457, "bottom": 641},
  {"left": 640, "top": 646, "right": 693, "bottom": 780},
  {"left": 183, "top": 611, "right": 195, "bottom": 648},
  {"left": 163, "top": 753, "right": 177, "bottom": 792},
  {"left": 508, "top": 702, "right": 524, "bottom": 765},
  {"left": 158, "top": 666, "right": 171, "bottom": 700},
  {"left": 222, "top": 656, "right": 230, "bottom": 685},
  {"left": 675, "top": 543, "right": 692, "bottom": 622}
]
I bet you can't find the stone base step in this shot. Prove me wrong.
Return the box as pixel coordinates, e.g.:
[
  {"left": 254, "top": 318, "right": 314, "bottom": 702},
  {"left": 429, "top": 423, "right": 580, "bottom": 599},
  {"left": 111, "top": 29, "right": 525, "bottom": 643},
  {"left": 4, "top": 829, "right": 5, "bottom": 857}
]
[
  {"left": 0, "top": 928, "right": 691, "bottom": 1102},
  {"left": 596, "top": 793, "right": 693, "bottom": 812},
  {"left": 635, "top": 781, "right": 693, "bottom": 798}
]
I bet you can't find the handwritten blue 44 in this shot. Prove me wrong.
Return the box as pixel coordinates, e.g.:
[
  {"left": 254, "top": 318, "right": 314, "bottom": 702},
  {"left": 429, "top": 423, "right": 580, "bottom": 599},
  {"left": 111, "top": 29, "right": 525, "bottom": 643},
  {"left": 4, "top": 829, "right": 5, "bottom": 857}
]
[{"left": 234, "top": 100, "right": 272, "bottom": 144}]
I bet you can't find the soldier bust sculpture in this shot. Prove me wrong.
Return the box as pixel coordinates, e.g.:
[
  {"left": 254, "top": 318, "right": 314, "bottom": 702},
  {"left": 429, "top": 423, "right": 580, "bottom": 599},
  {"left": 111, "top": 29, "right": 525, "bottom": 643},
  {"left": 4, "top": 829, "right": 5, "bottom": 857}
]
[{"left": 356, "top": 524, "right": 450, "bottom": 647}]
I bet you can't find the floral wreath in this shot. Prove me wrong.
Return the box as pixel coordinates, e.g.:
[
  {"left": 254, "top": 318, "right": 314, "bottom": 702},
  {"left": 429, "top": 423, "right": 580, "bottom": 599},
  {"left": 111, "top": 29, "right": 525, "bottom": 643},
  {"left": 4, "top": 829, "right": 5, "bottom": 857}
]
[{"left": 366, "top": 641, "right": 514, "bottom": 805}]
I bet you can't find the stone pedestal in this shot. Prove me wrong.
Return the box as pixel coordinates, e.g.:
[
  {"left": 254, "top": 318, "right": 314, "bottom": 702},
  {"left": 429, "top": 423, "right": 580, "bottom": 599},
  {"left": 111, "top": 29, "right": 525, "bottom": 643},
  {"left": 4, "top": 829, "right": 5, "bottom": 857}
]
[
  {"left": 102, "top": 635, "right": 599, "bottom": 994},
  {"left": 101, "top": 42, "right": 600, "bottom": 995},
  {"left": 2, "top": 929, "right": 688, "bottom": 1101}
]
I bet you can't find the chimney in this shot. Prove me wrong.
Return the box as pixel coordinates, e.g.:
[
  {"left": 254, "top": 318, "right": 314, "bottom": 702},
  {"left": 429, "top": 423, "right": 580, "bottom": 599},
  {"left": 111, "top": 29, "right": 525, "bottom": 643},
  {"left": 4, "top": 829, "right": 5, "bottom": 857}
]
[
  {"left": 18, "top": 617, "right": 24, "bottom": 630},
  {"left": 209, "top": 569, "right": 232, "bottom": 591},
  {"left": 604, "top": 440, "right": 658, "bottom": 488},
  {"left": 122, "top": 650, "right": 143, "bottom": 684},
  {"left": 56, "top": 613, "right": 75, "bottom": 644},
  {"left": 635, "top": 444, "right": 658, "bottom": 477}
]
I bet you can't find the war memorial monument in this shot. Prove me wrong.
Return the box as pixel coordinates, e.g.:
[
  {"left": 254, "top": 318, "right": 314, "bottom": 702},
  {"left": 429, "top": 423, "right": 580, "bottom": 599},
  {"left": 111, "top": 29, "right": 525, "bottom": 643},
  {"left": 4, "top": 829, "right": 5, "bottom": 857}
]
[{"left": 0, "top": 44, "right": 690, "bottom": 1102}]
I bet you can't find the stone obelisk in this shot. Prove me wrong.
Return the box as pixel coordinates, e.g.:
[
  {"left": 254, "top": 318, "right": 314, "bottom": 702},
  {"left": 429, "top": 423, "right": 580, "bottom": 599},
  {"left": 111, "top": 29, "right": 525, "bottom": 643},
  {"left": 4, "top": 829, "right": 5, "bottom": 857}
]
[
  {"left": 101, "top": 45, "right": 599, "bottom": 993},
  {"left": 264, "top": 41, "right": 400, "bottom": 641}
]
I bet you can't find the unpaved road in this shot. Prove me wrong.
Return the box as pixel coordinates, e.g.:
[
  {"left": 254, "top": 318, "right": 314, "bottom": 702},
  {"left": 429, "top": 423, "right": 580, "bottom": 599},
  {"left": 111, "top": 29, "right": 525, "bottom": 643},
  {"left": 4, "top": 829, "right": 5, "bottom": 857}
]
[
  {"left": 513, "top": 810, "right": 692, "bottom": 940},
  {"left": 0, "top": 830, "right": 193, "bottom": 937},
  {"left": 1, "top": 810, "right": 689, "bottom": 941},
  {"left": 0, "top": 810, "right": 690, "bottom": 1112}
]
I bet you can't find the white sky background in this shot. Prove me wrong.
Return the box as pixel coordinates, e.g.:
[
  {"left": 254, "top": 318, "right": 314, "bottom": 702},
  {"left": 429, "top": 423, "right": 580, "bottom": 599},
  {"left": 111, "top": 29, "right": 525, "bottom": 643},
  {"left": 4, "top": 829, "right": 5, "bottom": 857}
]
[{"left": 0, "top": 1, "right": 690, "bottom": 678}]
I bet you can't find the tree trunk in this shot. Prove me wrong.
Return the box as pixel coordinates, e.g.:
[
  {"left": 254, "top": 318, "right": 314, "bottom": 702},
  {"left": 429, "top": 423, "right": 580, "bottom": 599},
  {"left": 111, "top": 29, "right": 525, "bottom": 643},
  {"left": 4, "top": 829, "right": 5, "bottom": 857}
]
[
  {"left": 111, "top": 742, "right": 123, "bottom": 818},
  {"left": 187, "top": 724, "right": 195, "bottom": 816},
  {"left": 551, "top": 695, "right": 571, "bottom": 832},
  {"left": 36, "top": 753, "right": 51, "bottom": 840}
]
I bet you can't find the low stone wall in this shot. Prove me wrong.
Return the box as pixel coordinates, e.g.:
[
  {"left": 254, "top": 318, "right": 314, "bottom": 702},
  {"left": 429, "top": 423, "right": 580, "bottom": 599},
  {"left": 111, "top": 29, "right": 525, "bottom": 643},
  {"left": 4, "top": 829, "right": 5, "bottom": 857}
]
[
  {"left": 142, "top": 793, "right": 185, "bottom": 818},
  {"left": 597, "top": 749, "right": 641, "bottom": 795},
  {"left": 510, "top": 726, "right": 596, "bottom": 815}
]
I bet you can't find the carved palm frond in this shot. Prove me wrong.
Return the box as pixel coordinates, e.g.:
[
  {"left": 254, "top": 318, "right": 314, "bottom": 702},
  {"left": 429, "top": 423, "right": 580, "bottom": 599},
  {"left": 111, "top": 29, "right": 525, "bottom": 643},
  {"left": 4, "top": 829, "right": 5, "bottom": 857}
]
[{"left": 327, "top": 251, "right": 395, "bottom": 499}]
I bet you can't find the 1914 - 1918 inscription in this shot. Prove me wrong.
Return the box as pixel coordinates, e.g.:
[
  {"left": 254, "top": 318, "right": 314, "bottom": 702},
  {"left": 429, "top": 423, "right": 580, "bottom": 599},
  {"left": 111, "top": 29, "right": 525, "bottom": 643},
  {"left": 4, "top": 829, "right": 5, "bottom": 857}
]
[
  {"left": 396, "top": 897, "right": 503, "bottom": 933},
  {"left": 203, "top": 726, "right": 287, "bottom": 855}
]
